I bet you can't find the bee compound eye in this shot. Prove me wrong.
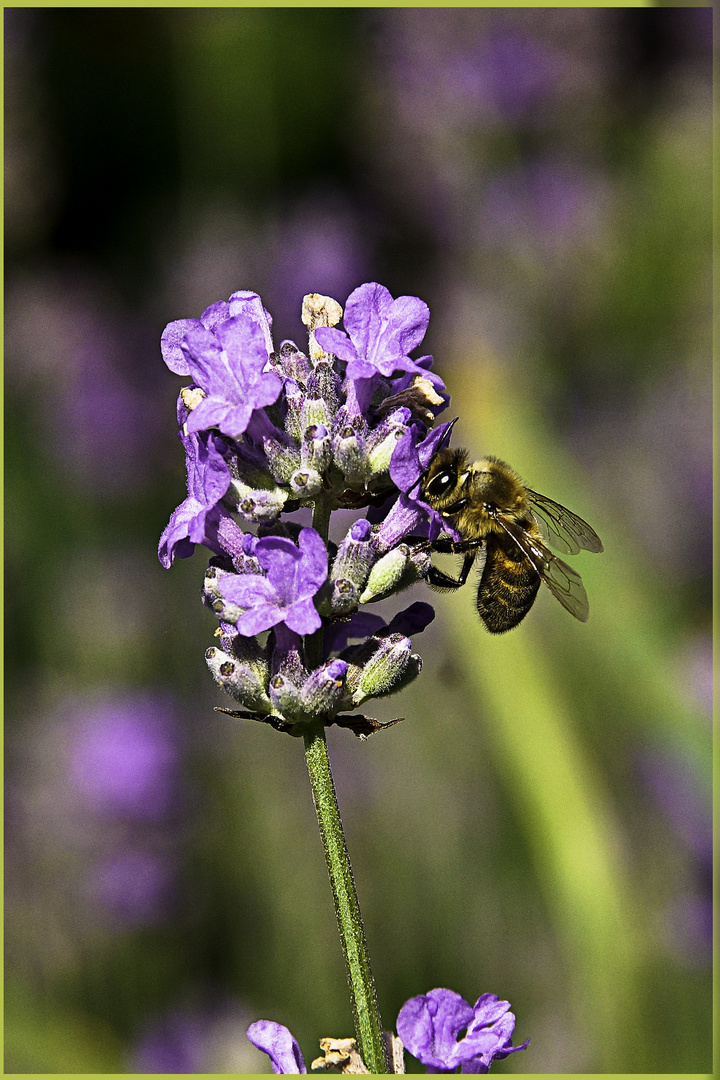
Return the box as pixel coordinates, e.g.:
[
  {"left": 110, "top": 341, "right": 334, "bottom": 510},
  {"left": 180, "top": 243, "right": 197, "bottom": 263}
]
[{"left": 427, "top": 471, "right": 452, "bottom": 496}]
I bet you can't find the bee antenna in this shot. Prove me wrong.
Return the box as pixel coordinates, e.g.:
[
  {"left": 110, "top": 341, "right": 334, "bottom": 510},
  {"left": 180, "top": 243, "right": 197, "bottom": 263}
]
[{"left": 440, "top": 417, "right": 459, "bottom": 448}]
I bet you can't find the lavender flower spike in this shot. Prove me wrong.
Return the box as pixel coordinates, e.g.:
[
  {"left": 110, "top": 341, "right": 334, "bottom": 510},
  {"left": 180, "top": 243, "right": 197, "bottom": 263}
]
[
  {"left": 218, "top": 528, "right": 328, "bottom": 637},
  {"left": 247, "top": 1020, "right": 307, "bottom": 1074},
  {"left": 396, "top": 988, "right": 529, "bottom": 1073}
]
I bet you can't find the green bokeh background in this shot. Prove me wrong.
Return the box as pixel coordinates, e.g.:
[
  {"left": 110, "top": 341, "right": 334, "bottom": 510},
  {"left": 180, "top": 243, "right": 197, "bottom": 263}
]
[{"left": 4, "top": 7, "right": 712, "bottom": 1074}]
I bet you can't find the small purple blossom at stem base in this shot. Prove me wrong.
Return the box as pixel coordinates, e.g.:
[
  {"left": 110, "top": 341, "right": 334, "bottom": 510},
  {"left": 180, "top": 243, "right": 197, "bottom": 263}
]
[
  {"left": 219, "top": 528, "right": 328, "bottom": 636},
  {"left": 246, "top": 1020, "right": 307, "bottom": 1074},
  {"left": 396, "top": 989, "right": 529, "bottom": 1074}
]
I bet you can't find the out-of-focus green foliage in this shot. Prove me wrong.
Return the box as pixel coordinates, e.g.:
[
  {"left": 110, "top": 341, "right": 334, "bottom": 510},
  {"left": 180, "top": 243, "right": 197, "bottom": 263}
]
[{"left": 4, "top": 7, "right": 711, "bottom": 1074}]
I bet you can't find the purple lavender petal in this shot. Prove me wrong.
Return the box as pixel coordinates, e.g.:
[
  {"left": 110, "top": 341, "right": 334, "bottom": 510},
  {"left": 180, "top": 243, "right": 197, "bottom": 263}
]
[
  {"left": 384, "top": 601, "right": 435, "bottom": 637},
  {"left": 313, "top": 325, "right": 358, "bottom": 365},
  {"left": 297, "top": 528, "right": 331, "bottom": 587},
  {"left": 373, "top": 292, "right": 430, "bottom": 362},
  {"left": 389, "top": 428, "right": 425, "bottom": 493},
  {"left": 226, "top": 290, "right": 274, "bottom": 355},
  {"left": 343, "top": 373, "right": 379, "bottom": 417},
  {"left": 390, "top": 420, "right": 455, "bottom": 493},
  {"left": 161, "top": 318, "right": 203, "bottom": 376},
  {"left": 246, "top": 1020, "right": 307, "bottom": 1074},
  {"left": 324, "top": 611, "right": 387, "bottom": 655},
  {"left": 158, "top": 431, "right": 232, "bottom": 568},
  {"left": 221, "top": 574, "right": 277, "bottom": 609},
  {"left": 159, "top": 498, "right": 219, "bottom": 568},
  {"left": 397, "top": 988, "right": 476, "bottom": 1071},
  {"left": 317, "top": 283, "right": 433, "bottom": 382},
  {"left": 255, "top": 535, "right": 305, "bottom": 590},
  {"left": 219, "top": 529, "right": 327, "bottom": 637},
  {"left": 235, "top": 601, "right": 287, "bottom": 637},
  {"left": 88, "top": 849, "right": 174, "bottom": 926},
  {"left": 284, "top": 596, "right": 322, "bottom": 636},
  {"left": 186, "top": 431, "right": 232, "bottom": 504},
  {"left": 179, "top": 315, "right": 282, "bottom": 439},
  {"left": 398, "top": 989, "right": 527, "bottom": 1073},
  {"left": 462, "top": 997, "right": 529, "bottom": 1072},
  {"left": 344, "top": 282, "right": 393, "bottom": 361}
]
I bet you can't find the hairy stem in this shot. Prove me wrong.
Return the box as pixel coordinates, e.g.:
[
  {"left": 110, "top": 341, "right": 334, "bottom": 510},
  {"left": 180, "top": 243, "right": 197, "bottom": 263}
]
[
  {"left": 303, "top": 723, "right": 388, "bottom": 1073},
  {"left": 302, "top": 494, "right": 387, "bottom": 1071}
]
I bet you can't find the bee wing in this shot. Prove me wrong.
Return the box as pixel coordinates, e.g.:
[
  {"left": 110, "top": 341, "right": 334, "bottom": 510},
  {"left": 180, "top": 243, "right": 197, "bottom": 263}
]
[
  {"left": 526, "top": 490, "right": 604, "bottom": 555},
  {"left": 494, "top": 517, "right": 591, "bottom": 622}
]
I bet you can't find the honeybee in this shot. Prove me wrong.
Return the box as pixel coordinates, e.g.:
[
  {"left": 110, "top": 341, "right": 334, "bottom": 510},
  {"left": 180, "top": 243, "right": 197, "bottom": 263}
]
[{"left": 420, "top": 447, "right": 603, "bottom": 633}]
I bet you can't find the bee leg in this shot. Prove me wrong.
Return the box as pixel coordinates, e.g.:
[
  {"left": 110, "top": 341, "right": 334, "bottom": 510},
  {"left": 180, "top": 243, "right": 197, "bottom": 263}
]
[
  {"left": 427, "top": 550, "right": 477, "bottom": 590},
  {"left": 431, "top": 538, "right": 482, "bottom": 556}
]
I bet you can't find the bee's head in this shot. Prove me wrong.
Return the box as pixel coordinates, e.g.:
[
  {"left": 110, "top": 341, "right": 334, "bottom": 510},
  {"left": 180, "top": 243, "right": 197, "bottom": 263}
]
[{"left": 421, "top": 447, "right": 468, "bottom": 507}]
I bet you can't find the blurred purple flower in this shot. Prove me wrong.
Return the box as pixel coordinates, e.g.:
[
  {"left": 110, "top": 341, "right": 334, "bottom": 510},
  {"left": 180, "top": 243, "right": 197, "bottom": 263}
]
[
  {"left": 397, "top": 989, "right": 529, "bottom": 1074},
  {"left": 637, "top": 750, "right": 711, "bottom": 865},
  {"left": 133, "top": 1009, "right": 208, "bottom": 1073},
  {"left": 69, "top": 694, "right": 181, "bottom": 821},
  {"left": 472, "top": 30, "right": 562, "bottom": 118},
  {"left": 87, "top": 848, "right": 175, "bottom": 927},
  {"left": 158, "top": 428, "right": 233, "bottom": 568},
  {"left": 132, "top": 998, "right": 255, "bottom": 1073},
  {"left": 264, "top": 192, "right": 374, "bottom": 337},
  {"left": 247, "top": 1020, "right": 307, "bottom": 1074},
  {"left": 5, "top": 272, "right": 166, "bottom": 494},
  {"left": 219, "top": 528, "right": 328, "bottom": 636},
  {"left": 637, "top": 748, "right": 712, "bottom": 965},
  {"left": 482, "top": 159, "right": 606, "bottom": 247}
]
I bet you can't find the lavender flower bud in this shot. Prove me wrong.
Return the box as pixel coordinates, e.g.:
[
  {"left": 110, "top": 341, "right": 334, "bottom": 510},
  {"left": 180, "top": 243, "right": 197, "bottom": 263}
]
[
  {"left": 354, "top": 634, "right": 422, "bottom": 704},
  {"left": 274, "top": 340, "right": 312, "bottom": 383},
  {"left": 331, "top": 519, "right": 375, "bottom": 594},
  {"left": 203, "top": 565, "right": 247, "bottom": 623},
  {"left": 236, "top": 488, "right": 289, "bottom": 524},
  {"left": 359, "top": 546, "right": 410, "bottom": 603},
  {"left": 366, "top": 423, "right": 408, "bottom": 475},
  {"left": 263, "top": 437, "right": 301, "bottom": 484},
  {"left": 299, "top": 659, "right": 349, "bottom": 718},
  {"left": 300, "top": 396, "right": 330, "bottom": 434},
  {"left": 324, "top": 577, "right": 359, "bottom": 615},
  {"left": 306, "top": 362, "right": 341, "bottom": 415},
  {"left": 334, "top": 425, "right": 369, "bottom": 485},
  {"left": 301, "top": 424, "right": 332, "bottom": 474},
  {"left": 268, "top": 673, "right": 304, "bottom": 717},
  {"left": 283, "top": 380, "right": 304, "bottom": 441},
  {"left": 289, "top": 468, "right": 323, "bottom": 498},
  {"left": 227, "top": 474, "right": 288, "bottom": 519},
  {"left": 206, "top": 646, "right": 272, "bottom": 713}
]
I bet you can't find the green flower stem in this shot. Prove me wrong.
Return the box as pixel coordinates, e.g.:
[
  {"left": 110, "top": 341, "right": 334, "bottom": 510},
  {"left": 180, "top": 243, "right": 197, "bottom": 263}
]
[
  {"left": 303, "top": 494, "right": 387, "bottom": 1071},
  {"left": 303, "top": 722, "right": 388, "bottom": 1074}
]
